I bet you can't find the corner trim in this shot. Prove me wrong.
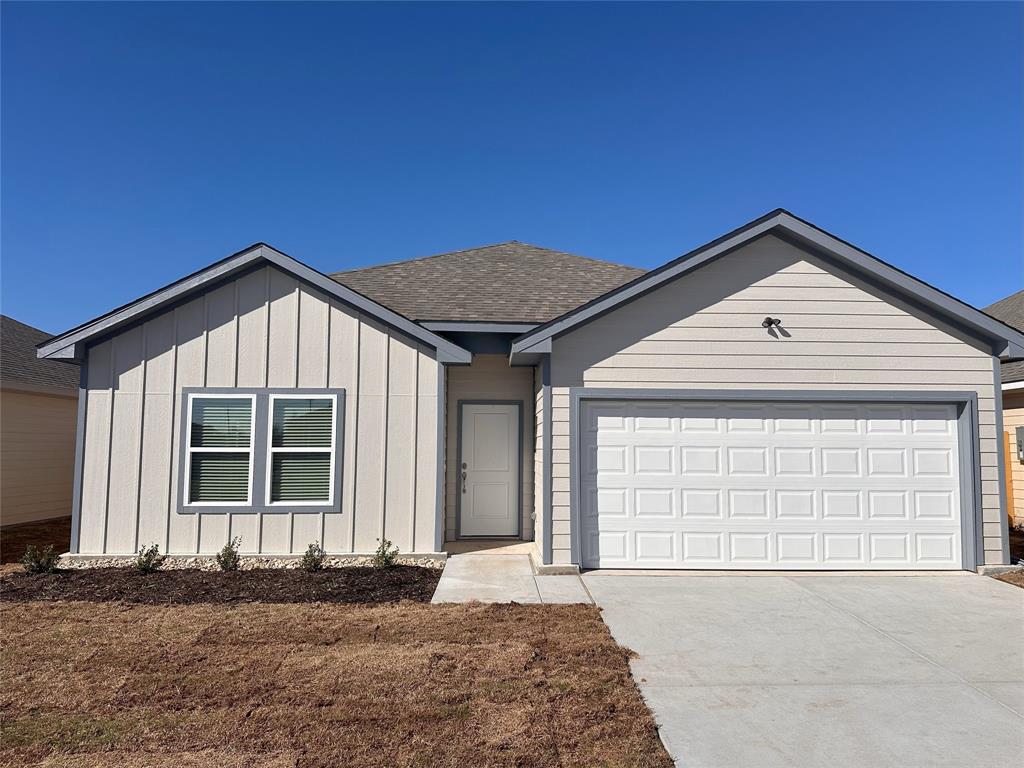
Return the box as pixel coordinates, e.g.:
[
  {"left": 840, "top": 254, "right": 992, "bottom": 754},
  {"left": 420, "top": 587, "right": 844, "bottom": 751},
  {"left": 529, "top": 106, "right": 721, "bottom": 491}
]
[
  {"left": 454, "top": 399, "right": 524, "bottom": 540},
  {"left": 993, "top": 361, "right": 1012, "bottom": 565},
  {"left": 435, "top": 364, "right": 446, "bottom": 553},
  {"left": 541, "top": 357, "right": 553, "bottom": 565},
  {"left": 568, "top": 387, "right": 983, "bottom": 572},
  {"left": 69, "top": 365, "right": 88, "bottom": 554}
]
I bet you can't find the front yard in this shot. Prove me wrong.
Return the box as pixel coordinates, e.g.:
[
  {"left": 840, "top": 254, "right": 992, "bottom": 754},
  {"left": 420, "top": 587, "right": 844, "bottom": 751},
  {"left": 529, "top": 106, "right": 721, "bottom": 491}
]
[{"left": 0, "top": 567, "right": 671, "bottom": 768}]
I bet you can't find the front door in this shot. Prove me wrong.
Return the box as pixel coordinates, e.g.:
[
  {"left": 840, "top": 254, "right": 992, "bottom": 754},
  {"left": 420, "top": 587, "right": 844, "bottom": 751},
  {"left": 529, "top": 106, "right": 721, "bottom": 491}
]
[{"left": 459, "top": 402, "right": 520, "bottom": 537}]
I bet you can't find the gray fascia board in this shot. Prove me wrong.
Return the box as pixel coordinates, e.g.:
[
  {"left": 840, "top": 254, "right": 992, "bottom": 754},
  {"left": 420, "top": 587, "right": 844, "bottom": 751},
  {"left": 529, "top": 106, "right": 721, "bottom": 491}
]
[
  {"left": 37, "top": 243, "right": 472, "bottom": 364},
  {"left": 775, "top": 215, "right": 1024, "bottom": 355},
  {"left": 511, "top": 214, "right": 784, "bottom": 353},
  {"left": 511, "top": 210, "right": 1024, "bottom": 355},
  {"left": 421, "top": 321, "right": 539, "bottom": 334}
]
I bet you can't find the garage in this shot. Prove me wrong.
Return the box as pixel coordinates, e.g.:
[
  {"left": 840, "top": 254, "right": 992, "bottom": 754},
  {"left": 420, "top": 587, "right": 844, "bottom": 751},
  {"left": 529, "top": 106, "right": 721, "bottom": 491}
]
[{"left": 579, "top": 399, "right": 969, "bottom": 570}]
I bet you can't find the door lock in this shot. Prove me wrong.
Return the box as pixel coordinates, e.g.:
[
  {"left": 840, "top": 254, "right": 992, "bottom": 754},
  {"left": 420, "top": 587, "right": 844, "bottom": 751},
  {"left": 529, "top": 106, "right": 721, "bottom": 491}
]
[{"left": 461, "top": 463, "right": 468, "bottom": 494}]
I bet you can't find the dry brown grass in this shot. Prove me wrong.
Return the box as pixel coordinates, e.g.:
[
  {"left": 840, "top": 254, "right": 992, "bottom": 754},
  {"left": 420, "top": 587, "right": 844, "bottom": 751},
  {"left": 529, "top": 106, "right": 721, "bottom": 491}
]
[{"left": 0, "top": 598, "right": 671, "bottom": 768}]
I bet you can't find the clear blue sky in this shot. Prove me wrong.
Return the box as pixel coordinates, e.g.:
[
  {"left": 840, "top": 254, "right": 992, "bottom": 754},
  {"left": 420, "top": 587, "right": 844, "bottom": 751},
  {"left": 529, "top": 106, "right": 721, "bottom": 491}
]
[{"left": 2, "top": 1, "right": 1021, "bottom": 334}]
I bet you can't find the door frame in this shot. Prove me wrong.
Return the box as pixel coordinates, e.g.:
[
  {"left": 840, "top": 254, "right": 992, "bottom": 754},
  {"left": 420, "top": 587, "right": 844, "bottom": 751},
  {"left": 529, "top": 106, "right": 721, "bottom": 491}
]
[
  {"left": 456, "top": 399, "right": 524, "bottom": 540},
  {"left": 568, "top": 388, "right": 983, "bottom": 571}
]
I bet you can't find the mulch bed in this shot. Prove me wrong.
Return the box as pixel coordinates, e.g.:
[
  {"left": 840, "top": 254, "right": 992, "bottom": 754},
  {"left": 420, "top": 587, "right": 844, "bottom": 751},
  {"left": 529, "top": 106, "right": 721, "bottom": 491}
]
[
  {"left": 0, "top": 565, "right": 442, "bottom": 605},
  {"left": 0, "top": 598, "right": 672, "bottom": 768},
  {"left": 993, "top": 569, "right": 1024, "bottom": 589},
  {"left": 0, "top": 516, "right": 71, "bottom": 564}
]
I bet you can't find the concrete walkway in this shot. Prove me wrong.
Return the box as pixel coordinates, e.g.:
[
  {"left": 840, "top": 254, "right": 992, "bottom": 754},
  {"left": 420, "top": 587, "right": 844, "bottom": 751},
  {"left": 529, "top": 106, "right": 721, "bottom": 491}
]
[
  {"left": 431, "top": 553, "right": 592, "bottom": 604},
  {"left": 585, "top": 572, "right": 1024, "bottom": 768}
]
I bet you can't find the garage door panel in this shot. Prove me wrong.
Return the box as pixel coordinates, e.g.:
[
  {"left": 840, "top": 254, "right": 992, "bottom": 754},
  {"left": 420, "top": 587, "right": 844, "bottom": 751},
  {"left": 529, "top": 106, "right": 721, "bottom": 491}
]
[{"left": 581, "top": 400, "right": 963, "bottom": 570}]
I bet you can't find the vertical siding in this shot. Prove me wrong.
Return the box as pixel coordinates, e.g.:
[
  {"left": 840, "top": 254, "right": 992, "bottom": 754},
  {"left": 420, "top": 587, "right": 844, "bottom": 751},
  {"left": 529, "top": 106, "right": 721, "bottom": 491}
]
[
  {"left": 76, "top": 265, "right": 440, "bottom": 556},
  {"left": 548, "top": 235, "right": 1005, "bottom": 566},
  {"left": 0, "top": 390, "right": 77, "bottom": 527},
  {"left": 444, "top": 355, "right": 535, "bottom": 541},
  {"left": 1003, "top": 390, "right": 1024, "bottom": 526}
]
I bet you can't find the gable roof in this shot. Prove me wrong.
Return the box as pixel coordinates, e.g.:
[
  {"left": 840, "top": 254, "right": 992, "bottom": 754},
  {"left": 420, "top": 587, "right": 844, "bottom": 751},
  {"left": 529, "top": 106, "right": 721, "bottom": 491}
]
[
  {"left": 511, "top": 209, "right": 1024, "bottom": 362},
  {"left": 1, "top": 315, "right": 79, "bottom": 393},
  {"left": 37, "top": 243, "right": 472, "bottom": 364},
  {"left": 985, "top": 289, "right": 1024, "bottom": 383},
  {"left": 332, "top": 241, "right": 644, "bottom": 323}
]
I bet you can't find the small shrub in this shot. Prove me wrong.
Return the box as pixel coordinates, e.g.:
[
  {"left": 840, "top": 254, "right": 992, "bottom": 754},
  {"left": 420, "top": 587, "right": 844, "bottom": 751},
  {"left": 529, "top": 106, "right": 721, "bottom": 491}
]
[
  {"left": 21, "top": 544, "right": 60, "bottom": 574},
  {"left": 215, "top": 536, "right": 242, "bottom": 572},
  {"left": 372, "top": 537, "right": 399, "bottom": 568},
  {"left": 300, "top": 541, "right": 326, "bottom": 572},
  {"left": 134, "top": 543, "right": 165, "bottom": 573}
]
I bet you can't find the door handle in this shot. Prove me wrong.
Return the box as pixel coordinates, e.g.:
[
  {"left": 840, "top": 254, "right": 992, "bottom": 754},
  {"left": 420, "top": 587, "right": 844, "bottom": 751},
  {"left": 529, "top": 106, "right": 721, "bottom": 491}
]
[{"left": 461, "top": 470, "right": 467, "bottom": 494}]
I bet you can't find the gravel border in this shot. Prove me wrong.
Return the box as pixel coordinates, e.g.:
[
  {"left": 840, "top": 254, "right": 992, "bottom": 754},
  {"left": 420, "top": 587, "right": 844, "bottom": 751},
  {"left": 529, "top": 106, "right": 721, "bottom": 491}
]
[{"left": 58, "top": 554, "right": 446, "bottom": 571}]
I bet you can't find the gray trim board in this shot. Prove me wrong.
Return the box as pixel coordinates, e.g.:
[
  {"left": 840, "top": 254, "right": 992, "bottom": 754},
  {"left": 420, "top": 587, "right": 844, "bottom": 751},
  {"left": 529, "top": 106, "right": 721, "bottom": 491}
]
[
  {"left": 422, "top": 322, "right": 540, "bottom": 334},
  {"left": 511, "top": 210, "right": 1024, "bottom": 360},
  {"left": 176, "top": 387, "right": 346, "bottom": 515},
  {"left": 541, "top": 356, "right": 553, "bottom": 565},
  {"left": 435, "top": 364, "right": 446, "bottom": 553},
  {"left": 69, "top": 365, "right": 88, "bottom": 554},
  {"left": 993, "top": 360, "right": 1012, "bottom": 565},
  {"left": 38, "top": 244, "right": 472, "bottom": 365},
  {"left": 454, "top": 399, "right": 524, "bottom": 540},
  {"left": 567, "top": 387, "right": 984, "bottom": 572}
]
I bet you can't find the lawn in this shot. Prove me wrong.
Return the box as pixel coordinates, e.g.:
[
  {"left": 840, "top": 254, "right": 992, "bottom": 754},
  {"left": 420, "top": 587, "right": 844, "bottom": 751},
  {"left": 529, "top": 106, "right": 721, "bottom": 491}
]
[{"left": 0, "top": 568, "right": 671, "bottom": 768}]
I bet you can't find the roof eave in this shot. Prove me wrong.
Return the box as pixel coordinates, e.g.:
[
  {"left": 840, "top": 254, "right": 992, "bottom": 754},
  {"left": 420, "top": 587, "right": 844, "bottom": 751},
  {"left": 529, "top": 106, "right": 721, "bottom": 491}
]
[
  {"left": 510, "top": 210, "right": 1024, "bottom": 361},
  {"left": 37, "top": 244, "right": 472, "bottom": 365}
]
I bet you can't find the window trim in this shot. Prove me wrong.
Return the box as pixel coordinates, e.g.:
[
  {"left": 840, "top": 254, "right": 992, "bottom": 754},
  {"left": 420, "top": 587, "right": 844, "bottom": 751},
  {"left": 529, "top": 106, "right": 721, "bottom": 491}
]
[
  {"left": 183, "top": 392, "right": 257, "bottom": 507},
  {"left": 265, "top": 393, "right": 339, "bottom": 507},
  {"left": 176, "top": 387, "right": 346, "bottom": 515}
]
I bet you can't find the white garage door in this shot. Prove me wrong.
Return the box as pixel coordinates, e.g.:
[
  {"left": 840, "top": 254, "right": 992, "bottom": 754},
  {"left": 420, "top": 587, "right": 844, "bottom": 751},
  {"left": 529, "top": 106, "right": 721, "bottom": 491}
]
[{"left": 580, "top": 400, "right": 963, "bottom": 570}]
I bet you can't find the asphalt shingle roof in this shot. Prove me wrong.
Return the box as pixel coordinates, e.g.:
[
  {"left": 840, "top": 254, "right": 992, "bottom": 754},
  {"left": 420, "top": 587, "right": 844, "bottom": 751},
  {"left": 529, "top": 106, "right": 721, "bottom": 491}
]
[
  {"left": 1, "top": 315, "right": 79, "bottom": 392},
  {"left": 985, "top": 289, "right": 1024, "bottom": 383},
  {"left": 331, "top": 241, "right": 645, "bottom": 323}
]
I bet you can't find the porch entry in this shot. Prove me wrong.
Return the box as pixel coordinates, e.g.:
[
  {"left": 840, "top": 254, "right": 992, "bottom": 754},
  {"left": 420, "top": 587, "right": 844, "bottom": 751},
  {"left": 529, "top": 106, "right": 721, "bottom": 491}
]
[{"left": 458, "top": 401, "right": 522, "bottom": 538}]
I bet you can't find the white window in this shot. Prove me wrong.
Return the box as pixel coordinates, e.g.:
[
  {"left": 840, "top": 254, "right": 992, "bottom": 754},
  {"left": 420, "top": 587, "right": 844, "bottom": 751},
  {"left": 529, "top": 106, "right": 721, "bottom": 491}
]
[
  {"left": 185, "top": 394, "right": 256, "bottom": 505},
  {"left": 266, "top": 394, "right": 338, "bottom": 506}
]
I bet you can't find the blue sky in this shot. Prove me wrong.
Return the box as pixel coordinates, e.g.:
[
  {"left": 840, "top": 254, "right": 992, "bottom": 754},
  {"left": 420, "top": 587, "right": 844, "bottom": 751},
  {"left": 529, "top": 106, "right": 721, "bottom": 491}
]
[{"left": 2, "top": 1, "right": 1021, "bottom": 334}]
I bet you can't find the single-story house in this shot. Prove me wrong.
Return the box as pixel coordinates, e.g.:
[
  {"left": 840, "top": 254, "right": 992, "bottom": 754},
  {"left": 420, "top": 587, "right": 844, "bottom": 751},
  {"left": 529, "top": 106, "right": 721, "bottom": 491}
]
[
  {"left": 38, "top": 210, "right": 1024, "bottom": 571},
  {"left": 984, "top": 290, "right": 1023, "bottom": 530},
  {"left": 1, "top": 315, "right": 79, "bottom": 527}
]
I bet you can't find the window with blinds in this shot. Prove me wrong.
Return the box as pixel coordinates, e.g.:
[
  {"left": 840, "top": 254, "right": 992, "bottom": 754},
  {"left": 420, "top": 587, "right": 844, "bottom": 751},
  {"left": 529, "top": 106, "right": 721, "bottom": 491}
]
[
  {"left": 186, "top": 396, "right": 254, "bottom": 504},
  {"left": 268, "top": 397, "right": 335, "bottom": 504}
]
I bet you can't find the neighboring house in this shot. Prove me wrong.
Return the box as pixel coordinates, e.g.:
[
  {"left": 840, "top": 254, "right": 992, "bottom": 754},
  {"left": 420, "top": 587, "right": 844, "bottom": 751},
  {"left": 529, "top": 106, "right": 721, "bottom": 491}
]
[
  {"left": 984, "top": 290, "right": 1024, "bottom": 529},
  {"left": 1, "top": 315, "right": 79, "bottom": 527},
  {"left": 37, "top": 210, "right": 1024, "bottom": 571}
]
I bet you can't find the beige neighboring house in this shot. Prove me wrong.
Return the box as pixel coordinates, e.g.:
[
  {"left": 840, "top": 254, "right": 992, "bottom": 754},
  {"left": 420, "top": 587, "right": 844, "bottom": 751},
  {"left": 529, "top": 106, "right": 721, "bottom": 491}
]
[
  {"left": 984, "top": 290, "right": 1024, "bottom": 529},
  {"left": 35, "top": 210, "right": 1024, "bottom": 571},
  {"left": 1, "top": 315, "right": 79, "bottom": 527}
]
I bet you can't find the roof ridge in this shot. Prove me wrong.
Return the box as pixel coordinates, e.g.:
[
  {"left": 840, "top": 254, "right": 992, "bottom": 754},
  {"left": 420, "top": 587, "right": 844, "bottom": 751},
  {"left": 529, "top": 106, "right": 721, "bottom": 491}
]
[
  {"left": 507, "top": 241, "right": 645, "bottom": 273},
  {"left": 331, "top": 240, "right": 643, "bottom": 277},
  {"left": 331, "top": 241, "right": 522, "bottom": 276}
]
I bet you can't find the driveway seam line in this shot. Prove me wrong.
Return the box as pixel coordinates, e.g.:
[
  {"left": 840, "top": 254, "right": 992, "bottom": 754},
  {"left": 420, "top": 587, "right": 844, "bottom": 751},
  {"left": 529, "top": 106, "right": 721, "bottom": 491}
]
[{"left": 784, "top": 576, "right": 1024, "bottom": 721}]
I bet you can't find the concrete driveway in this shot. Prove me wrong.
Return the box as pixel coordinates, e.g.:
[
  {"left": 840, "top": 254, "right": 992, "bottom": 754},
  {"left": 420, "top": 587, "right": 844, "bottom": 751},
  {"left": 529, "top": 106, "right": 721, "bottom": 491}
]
[{"left": 584, "top": 572, "right": 1024, "bottom": 768}]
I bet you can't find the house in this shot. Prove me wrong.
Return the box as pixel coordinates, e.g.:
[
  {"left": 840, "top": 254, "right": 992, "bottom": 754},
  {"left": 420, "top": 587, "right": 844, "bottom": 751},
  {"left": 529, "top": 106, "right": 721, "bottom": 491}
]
[
  {"left": 984, "top": 290, "right": 1024, "bottom": 531},
  {"left": 1, "top": 315, "right": 79, "bottom": 527},
  {"left": 37, "top": 210, "right": 1024, "bottom": 571}
]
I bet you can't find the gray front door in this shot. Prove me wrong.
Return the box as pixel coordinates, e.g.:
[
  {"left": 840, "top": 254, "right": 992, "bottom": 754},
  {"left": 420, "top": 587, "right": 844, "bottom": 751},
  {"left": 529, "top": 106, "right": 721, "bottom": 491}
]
[{"left": 459, "top": 403, "right": 519, "bottom": 537}]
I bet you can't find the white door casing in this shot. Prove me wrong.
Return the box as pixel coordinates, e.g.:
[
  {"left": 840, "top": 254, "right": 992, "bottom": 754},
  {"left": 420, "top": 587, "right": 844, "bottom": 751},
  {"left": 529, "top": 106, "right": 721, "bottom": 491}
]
[
  {"left": 580, "top": 400, "right": 963, "bottom": 570},
  {"left": 459, "top": 402, "right": 520, "bottom": 537}
]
